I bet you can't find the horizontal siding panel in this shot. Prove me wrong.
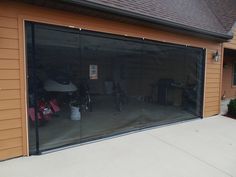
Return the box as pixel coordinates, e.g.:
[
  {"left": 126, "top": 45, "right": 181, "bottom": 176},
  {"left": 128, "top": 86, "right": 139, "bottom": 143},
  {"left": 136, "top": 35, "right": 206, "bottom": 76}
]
[
  {"left": 0, "top": 147, "right": 22, "bottom": 161},
  {"left": 0, "top": 128, "right": 22, "bottom": 140},
  {"left": 0, "top": 80, "right": 20, "bottom": 89},
  {"left": 0, "top": 38, "right": 18, "bottom": 49},
  {"left": 0, "top": 109, "right": 21, "bottom": 120},
  {"left": 0, "top": 137, "right": 22, "bottom": 150},
  {"left": 224, "top": 43, "right": 236, "bottom": 50},
  {"left": 0, "top": 70, "right": 19, "bottom": 79},
  {"left": 206, "top": 73, "right": 221, "bottom": 79},
  {"left": 0, "top": 16, "right": 17, "bottom": 29},
  {"left": 206, "top": 68, "right": 221, "bottom": 74},
  {"left": 0, "top": 99, "right": 21, "bottom": 110},
  {"left": 207, "top": 64, "right": 221, "bottom": 69},
  {"left": 205, "top": 83, "right": 220, "bottom": 88},
  {"left": 205, "top": 97, "right": 219, "bottom": 103},
  {"left": 207, "top": 50, "right": 221, "bottom": 55},
  {"left": 205, "top": 106, "right": 219, "bottom": 112},
  {"left": 206, "top": 63, "right": 221, "bottom": 67},
  {"left": 205, "top": 102, "right": 219, "bottom": 107},
  {"left": 0, "top": 8, "right": 18, "bottom": 18},
  {"left": 0, "top": 90, "right": 20, "bottom": 100},
  {"left": 0, "top": 119, "right": 21, "bottom": 130},
  {"left": 206, "top": 78, "right": 220, "bottom": 83},
  {"left": 0, "top": 27, "right": 18, "bottom": 39},
  {"left": 0, "top": 49, "right": 18, "bottom": 59},
  {"left": 205, "top": 111, "right": 218, "bottom": 117},
  {"left": 206, "top": 86, "right": 220, "bottom": 92},
  {"left": 0, "top": 59, "right": 19, "bottom": 69},
  {"left": 207, "top": 49, "right": 216, "bottom": 53},
  {"left": 205, "top": 92, "right": 219, "bottom": 97}
]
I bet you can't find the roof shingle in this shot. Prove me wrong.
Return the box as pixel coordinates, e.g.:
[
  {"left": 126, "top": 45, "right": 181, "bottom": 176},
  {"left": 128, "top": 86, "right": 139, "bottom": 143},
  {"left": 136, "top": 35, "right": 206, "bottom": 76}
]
[
  {"left": 205, "top": 0, "right": 236, "bottom": 33},
  {"left": 24, "top": 0, "right": 236, "bottom": 39},
  {"left": 77, "top": 0, "right": 236, "bottom": 37}
]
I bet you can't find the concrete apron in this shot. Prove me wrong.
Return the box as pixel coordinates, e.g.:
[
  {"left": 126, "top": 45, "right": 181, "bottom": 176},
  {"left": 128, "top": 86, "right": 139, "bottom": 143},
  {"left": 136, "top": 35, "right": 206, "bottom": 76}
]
[{"left": 0, "top": 115, "right": 236, "bottom": 177}]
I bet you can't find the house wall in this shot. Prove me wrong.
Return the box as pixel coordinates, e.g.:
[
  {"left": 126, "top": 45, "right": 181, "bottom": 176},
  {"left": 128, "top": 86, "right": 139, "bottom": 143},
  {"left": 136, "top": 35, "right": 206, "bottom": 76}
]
[
  {"left": 0, "top": 1, "right": 223, "bottom": 160},
  {"left": 222, "top": 26, "right": 236, "bottom": 99},
  {"left": 222, "top": 56, "right": 236, "bottom": 98}
]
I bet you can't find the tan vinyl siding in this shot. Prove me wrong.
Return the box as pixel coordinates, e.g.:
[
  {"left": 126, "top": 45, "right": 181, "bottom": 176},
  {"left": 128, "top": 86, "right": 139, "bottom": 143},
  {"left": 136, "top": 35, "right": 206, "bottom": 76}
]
[
  {"left": 0, "top": 16, "right": 18, "bottom": 29},
  {"left": 0, "top": 100, "right": 21, "bottom": 110},
  {"left": 0, "top": 27, "right": 18, "bottom": 39},
  {"left": 0, "top": 128, "right": 22, "bottom": 140},
  {"left": 0, "top": 109, "right": 21, "bottom": 121},
  {"left": 0, "top": 49, "right": 19, "bottom": 59},
  {"left": 0, "top": 10, "right": 23, "bottom": 160},
  {"left": 0, "top": 80, "right": 20, "bottom": 90},
  {"left": 0, "top": 60, "right": 19, "bottom": 69},
  {"left": 0, "top": 119, "right": 22, "bottom": 131},
  {"left": 0, "top": 90, "right": 21, "bottom": 100},
  {"left": 0, "top": 70, "right": 20, "bottom": 79},
  {"left": 221, "top": 55, "right": 236, "bottom": 98},
  {"left": 205, "top": 97, "right": 219, "bottom": 103},
  {"left": 222, "top": 27, "right": 236, "bottom": 99},
  {"left": 0, "top": 1, "right": 224, "bottom": 160},
  {"left": 0, "top": 147, "right": 22, "bottom": 161},
  {"left": 0, "top": 38, "right": 19, "bottom": 49},
  {"left": 0, "top": 137, "right": 22, "bottom": 150},
  {"left": 204, "top": 49, "right": 222, "bottom": 117}
]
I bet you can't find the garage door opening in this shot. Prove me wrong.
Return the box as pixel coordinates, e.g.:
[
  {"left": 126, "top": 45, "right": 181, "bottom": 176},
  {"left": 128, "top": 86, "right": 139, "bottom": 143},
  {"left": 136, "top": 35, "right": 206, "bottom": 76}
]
[{"left": 25, "top": 22, "right": 205, "bottom": 154}]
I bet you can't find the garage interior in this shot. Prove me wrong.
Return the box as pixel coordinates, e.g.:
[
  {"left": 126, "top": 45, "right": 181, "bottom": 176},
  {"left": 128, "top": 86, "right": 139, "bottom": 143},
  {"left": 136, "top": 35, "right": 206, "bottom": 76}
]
[{"left": 26, "top": 22, "right": 204, "bottom": 154}]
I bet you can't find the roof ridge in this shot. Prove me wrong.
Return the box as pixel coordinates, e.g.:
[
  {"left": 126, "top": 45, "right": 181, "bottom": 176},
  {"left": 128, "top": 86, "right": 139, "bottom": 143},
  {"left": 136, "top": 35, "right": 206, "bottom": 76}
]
[{"left": 203, "top": 0, "right": 228, "bottom": 33}]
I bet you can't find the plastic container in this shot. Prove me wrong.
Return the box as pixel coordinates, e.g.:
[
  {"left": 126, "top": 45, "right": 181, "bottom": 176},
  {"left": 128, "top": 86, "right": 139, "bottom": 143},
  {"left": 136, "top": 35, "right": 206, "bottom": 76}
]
[{"left": 70, "top": 105, "right": 81, "bottom": 120}]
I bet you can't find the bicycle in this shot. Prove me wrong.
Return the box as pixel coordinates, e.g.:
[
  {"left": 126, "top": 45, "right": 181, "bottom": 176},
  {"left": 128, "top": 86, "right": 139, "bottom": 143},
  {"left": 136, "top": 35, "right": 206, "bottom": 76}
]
[
  {"left": 113, "top": 82, "right": 127, "bottom": 112},
  {"left": 78, "top": 80, "right": 92, "bottom": 112}
]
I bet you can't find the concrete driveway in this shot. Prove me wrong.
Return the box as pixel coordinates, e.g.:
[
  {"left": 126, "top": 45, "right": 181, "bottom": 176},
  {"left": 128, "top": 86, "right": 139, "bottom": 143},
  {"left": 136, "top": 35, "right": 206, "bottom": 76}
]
[{"left": 1, "top": 115, "right": 236, "bottom": 177}]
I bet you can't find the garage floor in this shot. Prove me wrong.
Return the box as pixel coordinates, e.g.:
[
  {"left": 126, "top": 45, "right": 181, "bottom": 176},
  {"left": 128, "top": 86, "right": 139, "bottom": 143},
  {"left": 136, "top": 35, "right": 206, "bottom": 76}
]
[
  {"left": 29, "top": 96, "right": 195, "bottom": 152},
  {"left": 2, "top": 115, "right": 236, "bottom": 177}
]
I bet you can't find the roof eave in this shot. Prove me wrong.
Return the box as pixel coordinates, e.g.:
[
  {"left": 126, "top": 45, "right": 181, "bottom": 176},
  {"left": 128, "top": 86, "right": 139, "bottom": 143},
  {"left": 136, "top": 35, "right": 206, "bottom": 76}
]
[
  {"left": 66, "top": 0, "right": 233, "bottom": 41},
  {"left": 227, "top": 21, "right": 236, "bottom": 36}
]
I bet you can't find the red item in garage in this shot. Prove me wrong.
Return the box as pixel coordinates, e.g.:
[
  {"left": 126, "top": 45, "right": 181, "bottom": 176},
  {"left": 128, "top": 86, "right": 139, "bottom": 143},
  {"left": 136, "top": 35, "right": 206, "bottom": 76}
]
[
  {"left": 49, "top": 99, "right": 60, "bottom": 113},
  {"left": 28, "top": 107, "right": 43, "bottom": 121}
]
